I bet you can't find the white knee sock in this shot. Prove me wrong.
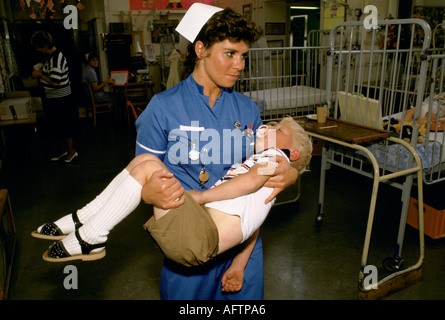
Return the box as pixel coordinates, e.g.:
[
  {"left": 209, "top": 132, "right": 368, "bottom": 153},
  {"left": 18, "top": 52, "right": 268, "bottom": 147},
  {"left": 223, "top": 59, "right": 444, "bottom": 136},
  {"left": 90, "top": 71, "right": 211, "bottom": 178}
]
[
  {"left": 39, "top": 169, "right": 130, "bottom": 235},
  {"left": 62, "top": 175, "right": 142, "bottom": 255},
  {"left": 76, "top": 168, "right": 130, "bottom": 223}
]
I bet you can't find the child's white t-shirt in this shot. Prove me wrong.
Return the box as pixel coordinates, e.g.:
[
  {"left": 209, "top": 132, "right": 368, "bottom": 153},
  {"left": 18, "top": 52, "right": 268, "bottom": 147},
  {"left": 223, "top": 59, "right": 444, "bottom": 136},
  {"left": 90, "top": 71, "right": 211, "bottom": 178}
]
[{"left": 205, "top": 148, "right": 290, "bottom": 242}]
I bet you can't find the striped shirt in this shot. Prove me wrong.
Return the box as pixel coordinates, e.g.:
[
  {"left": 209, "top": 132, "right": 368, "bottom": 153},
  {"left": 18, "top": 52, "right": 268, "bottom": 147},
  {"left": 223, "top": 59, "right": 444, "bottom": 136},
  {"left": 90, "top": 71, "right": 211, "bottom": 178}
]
[
  {"left": 41, "top": 50, "right": 71, "bottom": 98},
  {"left": 213, "top": 147, "right": 290, "bottom": 186}
]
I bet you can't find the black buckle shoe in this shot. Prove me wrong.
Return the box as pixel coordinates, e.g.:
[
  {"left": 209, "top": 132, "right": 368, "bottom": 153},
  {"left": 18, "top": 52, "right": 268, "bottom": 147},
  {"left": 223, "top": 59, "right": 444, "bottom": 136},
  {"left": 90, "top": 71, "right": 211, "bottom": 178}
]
[
  {"left": 42, "top": 230, "right": 106, "bottom": 262},
  {"left": 32, "top": 212, "right": 83, "bottom": 240}
]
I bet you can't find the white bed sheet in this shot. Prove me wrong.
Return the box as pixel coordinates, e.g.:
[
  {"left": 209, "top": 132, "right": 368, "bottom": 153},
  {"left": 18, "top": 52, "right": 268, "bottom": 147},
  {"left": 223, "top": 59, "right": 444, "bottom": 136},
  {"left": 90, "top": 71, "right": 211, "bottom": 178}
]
[{"left": 243, "top": 85, "right": 326, "bottom": 113}]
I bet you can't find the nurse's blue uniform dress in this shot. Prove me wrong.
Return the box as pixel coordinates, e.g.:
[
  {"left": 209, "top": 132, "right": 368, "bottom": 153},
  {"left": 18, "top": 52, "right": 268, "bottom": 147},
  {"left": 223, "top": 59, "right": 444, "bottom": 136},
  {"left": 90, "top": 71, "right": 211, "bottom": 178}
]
[{"left": 135, "top": 74, "right": 264, "bottom": 299}]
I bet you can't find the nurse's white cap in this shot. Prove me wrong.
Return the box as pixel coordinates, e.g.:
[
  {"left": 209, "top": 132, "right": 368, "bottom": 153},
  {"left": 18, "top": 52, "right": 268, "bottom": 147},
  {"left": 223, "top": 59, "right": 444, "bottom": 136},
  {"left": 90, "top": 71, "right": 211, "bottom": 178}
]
[{"left": 175, "top": 3, "right": 223, "bottom": 43}]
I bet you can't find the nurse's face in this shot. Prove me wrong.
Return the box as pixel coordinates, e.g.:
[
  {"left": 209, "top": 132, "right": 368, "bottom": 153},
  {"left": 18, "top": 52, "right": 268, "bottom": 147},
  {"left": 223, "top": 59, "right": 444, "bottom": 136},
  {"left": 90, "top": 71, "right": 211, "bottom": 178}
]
[{"left": 200, "top": 39, "right": 248, "bottom": 89}]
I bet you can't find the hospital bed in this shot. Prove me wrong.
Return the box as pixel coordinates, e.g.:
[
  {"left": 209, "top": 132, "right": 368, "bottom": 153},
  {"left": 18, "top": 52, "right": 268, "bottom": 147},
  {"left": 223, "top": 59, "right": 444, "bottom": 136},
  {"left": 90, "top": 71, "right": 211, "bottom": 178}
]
[
  {"left": 235, "top": 46, "right": 329, "bottom": 120},
  {"left": 276, "top": 18, "right": 443, "bottom": 299},
  {"left": 316, "top": 18, "right": 444, "bottom": 299}
]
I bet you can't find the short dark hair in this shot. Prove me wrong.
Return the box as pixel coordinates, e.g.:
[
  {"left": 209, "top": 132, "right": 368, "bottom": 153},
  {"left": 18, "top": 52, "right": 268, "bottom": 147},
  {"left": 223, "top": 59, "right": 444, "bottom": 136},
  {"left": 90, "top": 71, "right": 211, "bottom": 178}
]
[
  {"left": 87, "top": 52, "right": 99, "bottom": 62},
  {"left": 197, "top": 8, "right": 261, "bottom": 46},
  {"left": 183, "top": 8, "right": 261, "bottom": 77},
  {"left": 30, "top": 30, "right": 55, "bottom": 49}
]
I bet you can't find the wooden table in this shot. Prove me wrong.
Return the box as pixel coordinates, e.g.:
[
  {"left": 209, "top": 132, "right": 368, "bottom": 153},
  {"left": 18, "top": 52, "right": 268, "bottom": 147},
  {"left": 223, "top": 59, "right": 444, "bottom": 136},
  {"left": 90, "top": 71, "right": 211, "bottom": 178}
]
[
  {"left": 0, "top": 112, "right": 36, "bottom": 128},
  {"left": 113, "top": 81, "right": 154, "bottom": 97},
  {"left": 294, "top": 116, "right": 390, "bottom": 144}
]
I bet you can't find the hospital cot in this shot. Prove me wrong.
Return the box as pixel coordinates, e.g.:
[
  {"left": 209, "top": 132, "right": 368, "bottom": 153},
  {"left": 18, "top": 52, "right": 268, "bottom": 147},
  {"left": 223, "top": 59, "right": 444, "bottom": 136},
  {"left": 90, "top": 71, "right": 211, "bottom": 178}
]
[
  {"left": 235, "top": 45, "right": 329, "bottom": 120},
  {"left": 319, "top": 18, "right": 443, "bottom": 298}
]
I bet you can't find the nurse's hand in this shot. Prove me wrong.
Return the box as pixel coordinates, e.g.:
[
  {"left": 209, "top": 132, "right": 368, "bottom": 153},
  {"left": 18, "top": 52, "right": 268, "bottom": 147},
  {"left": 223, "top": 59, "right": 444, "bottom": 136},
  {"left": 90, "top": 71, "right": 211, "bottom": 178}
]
[
  {"left": 263, "top": 155, "right": 298, "bottom": 203},
  {"left": 141, "top": 169, "right": 185, "bottom": 209}
]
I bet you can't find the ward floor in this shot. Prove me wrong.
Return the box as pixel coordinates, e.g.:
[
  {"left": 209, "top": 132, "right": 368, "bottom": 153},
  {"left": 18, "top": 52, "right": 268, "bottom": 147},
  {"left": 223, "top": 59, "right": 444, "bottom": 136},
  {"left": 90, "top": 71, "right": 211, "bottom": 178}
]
[{"left": 2, "top": 111, "right": 445, "bottom": 300}]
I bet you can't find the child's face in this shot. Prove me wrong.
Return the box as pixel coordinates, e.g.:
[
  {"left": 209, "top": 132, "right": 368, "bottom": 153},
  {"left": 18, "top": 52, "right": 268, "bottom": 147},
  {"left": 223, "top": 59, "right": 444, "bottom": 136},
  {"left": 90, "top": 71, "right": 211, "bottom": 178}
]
[
  {"left": 255, "top": 122, "right": 294, "bottom": 152},
  {"left": 255, "top": 122, "right": 301, "bottom": 161}
]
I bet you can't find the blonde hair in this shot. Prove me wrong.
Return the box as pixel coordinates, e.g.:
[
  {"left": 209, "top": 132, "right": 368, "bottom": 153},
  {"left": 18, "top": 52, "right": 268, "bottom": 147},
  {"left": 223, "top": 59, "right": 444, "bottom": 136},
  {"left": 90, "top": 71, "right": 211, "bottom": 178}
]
[{"left": 271, "top": 117, "right": 313, "bottom": 175}]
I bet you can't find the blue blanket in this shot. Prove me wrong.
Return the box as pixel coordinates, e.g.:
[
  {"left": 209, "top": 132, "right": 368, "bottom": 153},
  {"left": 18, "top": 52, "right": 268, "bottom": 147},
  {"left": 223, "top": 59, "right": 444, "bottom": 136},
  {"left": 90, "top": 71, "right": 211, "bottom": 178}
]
[{"left": 358, "top": 142, "right": 442, "bottom": 172}]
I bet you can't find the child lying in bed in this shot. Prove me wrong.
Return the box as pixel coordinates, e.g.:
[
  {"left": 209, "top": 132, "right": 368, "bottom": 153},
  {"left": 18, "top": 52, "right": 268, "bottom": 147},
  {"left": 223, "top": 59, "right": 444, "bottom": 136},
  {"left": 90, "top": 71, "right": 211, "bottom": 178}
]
[
  {"left": 404, "top": 93, "right": 445, "bottom": 125},
  {"left": 32, "top": 117, "right": 312, "bottom": 267}
]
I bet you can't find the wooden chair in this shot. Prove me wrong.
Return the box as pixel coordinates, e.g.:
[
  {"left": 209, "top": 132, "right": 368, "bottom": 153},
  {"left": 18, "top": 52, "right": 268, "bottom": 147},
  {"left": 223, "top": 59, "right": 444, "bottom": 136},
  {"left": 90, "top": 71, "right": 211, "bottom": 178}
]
[
  {"left": 87, "top": 84, "right": 114, "bottom": 127},
  {"left": 124, "top": 82, "right": 152, "bottom": 124},
  {"left": 127, "top": 101, "right": 143, "bottom": 124}
]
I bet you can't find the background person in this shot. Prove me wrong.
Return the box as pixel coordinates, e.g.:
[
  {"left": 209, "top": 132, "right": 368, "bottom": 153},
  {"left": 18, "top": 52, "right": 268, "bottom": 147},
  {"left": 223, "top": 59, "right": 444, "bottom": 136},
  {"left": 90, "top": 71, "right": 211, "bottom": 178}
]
[
  {"left": 31, "top": 30, "right": 78, "bottom": 163},
  {"left": 82, "top": 52, "right": 122, "bottom": 106}
]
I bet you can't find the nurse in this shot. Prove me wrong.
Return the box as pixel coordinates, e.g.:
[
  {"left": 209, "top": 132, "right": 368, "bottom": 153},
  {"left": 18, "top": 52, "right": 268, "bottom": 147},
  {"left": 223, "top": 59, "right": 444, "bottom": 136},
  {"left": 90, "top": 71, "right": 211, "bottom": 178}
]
[{"left": 136, "top": 4, "right": 298, "bottom": 299}]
